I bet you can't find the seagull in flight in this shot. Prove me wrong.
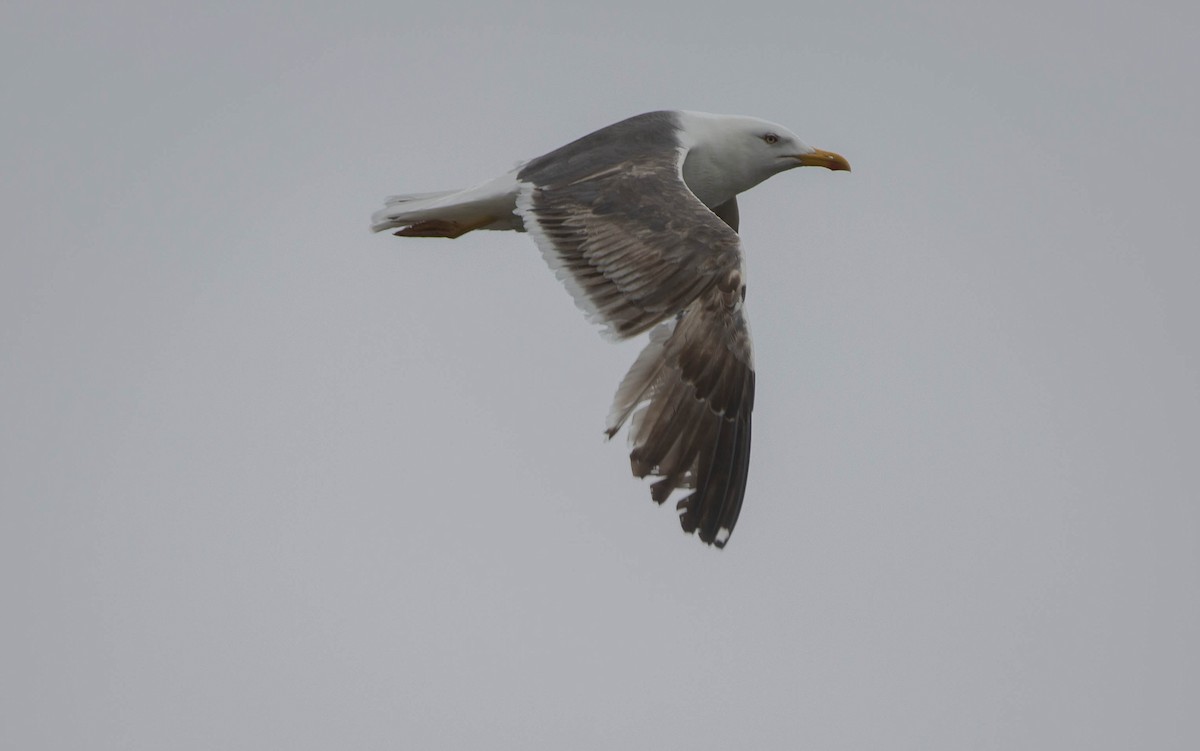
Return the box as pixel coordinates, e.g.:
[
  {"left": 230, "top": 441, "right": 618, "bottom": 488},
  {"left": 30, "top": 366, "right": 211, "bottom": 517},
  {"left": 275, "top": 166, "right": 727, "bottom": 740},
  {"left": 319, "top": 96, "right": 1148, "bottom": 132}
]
[{"left": 372, "top": 110, "right": 849, "bottom": 548}]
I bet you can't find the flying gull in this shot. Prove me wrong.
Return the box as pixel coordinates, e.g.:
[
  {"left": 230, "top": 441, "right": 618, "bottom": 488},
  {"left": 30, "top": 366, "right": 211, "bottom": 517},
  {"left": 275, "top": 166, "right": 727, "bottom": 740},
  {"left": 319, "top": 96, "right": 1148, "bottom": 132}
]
[{"left": 371, "top": 110, "right": 849, "bottom": 548}]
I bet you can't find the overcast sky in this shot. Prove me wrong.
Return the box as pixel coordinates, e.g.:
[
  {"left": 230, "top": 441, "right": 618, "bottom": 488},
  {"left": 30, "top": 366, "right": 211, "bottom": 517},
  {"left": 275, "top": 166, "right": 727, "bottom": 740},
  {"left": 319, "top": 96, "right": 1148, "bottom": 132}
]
[{"left": 3, "top": 1, "right": 1198, "bottom": 749}]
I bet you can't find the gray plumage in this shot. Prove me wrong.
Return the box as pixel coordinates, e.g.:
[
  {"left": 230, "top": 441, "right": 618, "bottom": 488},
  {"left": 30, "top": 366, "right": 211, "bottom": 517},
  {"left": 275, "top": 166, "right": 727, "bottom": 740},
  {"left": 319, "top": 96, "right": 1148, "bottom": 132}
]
[{"left": 371, "top": 110, "right": 849, "bottom": 548}]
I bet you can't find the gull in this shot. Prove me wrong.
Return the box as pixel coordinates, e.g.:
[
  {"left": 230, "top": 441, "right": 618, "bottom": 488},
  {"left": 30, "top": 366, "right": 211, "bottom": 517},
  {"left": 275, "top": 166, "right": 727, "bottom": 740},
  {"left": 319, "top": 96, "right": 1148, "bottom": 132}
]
[{"left": 372, "top": 110, "right": 849, "bottom": 547}]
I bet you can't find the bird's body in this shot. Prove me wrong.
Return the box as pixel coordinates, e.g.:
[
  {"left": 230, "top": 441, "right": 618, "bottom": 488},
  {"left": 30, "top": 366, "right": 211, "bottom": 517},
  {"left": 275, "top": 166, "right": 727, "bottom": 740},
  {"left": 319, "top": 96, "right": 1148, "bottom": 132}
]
[{"left": 372, "top": 110, "right": 848, "bottom": 547}]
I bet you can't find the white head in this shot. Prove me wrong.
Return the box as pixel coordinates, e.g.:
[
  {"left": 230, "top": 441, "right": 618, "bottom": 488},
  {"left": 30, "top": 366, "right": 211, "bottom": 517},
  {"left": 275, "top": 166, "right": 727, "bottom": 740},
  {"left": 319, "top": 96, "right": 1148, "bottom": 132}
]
[{"left": 677, "top": 111, "right": 850, "bottom": 207}]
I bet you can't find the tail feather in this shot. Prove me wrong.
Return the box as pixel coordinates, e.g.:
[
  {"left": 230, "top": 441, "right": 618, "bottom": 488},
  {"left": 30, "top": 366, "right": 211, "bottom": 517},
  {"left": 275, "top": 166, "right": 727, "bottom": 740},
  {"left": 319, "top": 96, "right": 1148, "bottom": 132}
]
[
  {"left": 371, "top": 173, "right": 521, "bottom": 234},
  {"left": 381, "top": 190, "right": 459, "bottom": 207}
]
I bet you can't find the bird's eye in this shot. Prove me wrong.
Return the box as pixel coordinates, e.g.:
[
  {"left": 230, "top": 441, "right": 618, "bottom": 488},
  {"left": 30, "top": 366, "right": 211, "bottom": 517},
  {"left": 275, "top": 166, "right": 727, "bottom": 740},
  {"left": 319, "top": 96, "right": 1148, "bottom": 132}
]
[{"left": 762, "top": 133, "right": 780, "bottom": 145}]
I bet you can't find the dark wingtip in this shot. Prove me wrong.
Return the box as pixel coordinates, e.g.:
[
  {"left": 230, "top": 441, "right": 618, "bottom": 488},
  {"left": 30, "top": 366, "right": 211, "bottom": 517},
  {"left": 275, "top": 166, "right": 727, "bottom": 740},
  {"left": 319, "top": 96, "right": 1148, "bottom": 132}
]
[
  {"left": 650, "top": 478, "right": 676, "bottom": 504},
  {"left": 676, "top": 494, "right": 698, "bottom": 532}
]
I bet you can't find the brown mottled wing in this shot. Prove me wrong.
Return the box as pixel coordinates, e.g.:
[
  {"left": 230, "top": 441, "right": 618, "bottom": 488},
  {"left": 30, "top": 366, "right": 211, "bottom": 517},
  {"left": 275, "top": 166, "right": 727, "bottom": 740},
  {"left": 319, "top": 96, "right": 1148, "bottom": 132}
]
[
  {"left": 606, "top": 267, "right": 755, "bottom": 547},
  {"left": 515, "top": 112, "right": 741, "bottom": 339}
]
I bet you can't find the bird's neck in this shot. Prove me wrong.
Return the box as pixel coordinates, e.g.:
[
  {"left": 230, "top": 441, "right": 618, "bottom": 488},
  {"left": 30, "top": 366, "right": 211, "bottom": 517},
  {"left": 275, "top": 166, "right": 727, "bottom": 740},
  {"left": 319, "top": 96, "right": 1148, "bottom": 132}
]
[
  {"left": 676, "top": 113, "right": 778, "bottom": 208},
  {"left": 681, "top": 145, "right": 766, "bottom": 209}
]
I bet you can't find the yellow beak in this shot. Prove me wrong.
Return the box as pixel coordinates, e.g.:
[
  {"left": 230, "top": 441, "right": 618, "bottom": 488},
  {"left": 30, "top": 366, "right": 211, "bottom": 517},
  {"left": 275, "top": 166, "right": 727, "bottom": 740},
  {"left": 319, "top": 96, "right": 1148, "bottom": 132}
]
[{"left": 793, "top": 148, "right": 851, "bottom": 172}]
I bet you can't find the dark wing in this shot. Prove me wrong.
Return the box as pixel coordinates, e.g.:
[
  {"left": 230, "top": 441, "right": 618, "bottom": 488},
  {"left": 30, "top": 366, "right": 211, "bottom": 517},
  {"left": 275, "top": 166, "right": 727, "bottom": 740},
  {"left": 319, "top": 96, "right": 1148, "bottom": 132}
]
[
  {"left": 606, "top": 267, "right": 755, "bottom": 548},
  {"left": 515, "top": 113, "right": 742, "bottom": 339},
  {"left": 517, "top": 112, "right": 753, "bottom": 545}
]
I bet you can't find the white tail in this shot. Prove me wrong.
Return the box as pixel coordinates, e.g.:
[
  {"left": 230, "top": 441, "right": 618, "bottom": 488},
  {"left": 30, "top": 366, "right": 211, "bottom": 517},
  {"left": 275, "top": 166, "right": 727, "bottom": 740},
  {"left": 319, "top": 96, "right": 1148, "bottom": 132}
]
[{"left": 371, "top": 172, "right": 522, "bottom": 237}]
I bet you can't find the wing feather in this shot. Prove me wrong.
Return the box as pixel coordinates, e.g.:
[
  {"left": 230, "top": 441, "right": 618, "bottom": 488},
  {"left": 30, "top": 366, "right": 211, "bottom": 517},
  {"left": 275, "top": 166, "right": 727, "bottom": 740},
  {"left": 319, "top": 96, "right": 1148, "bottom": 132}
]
[
  {"left": 515, "top": 111, "right": 755, "bottom": 545},
  {"left": 606, "top": 268, "right": 756, "bottom": 547},
  {"left": 515, "top": 115, "right": 742, "bottom": 340}
]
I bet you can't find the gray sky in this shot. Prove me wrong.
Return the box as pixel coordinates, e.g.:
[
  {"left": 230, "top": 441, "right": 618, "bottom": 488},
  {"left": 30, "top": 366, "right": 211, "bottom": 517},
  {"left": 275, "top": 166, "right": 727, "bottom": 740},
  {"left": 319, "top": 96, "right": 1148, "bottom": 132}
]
[{"left": 3, "top": 1, "right": 1198, "bottom": 748}]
